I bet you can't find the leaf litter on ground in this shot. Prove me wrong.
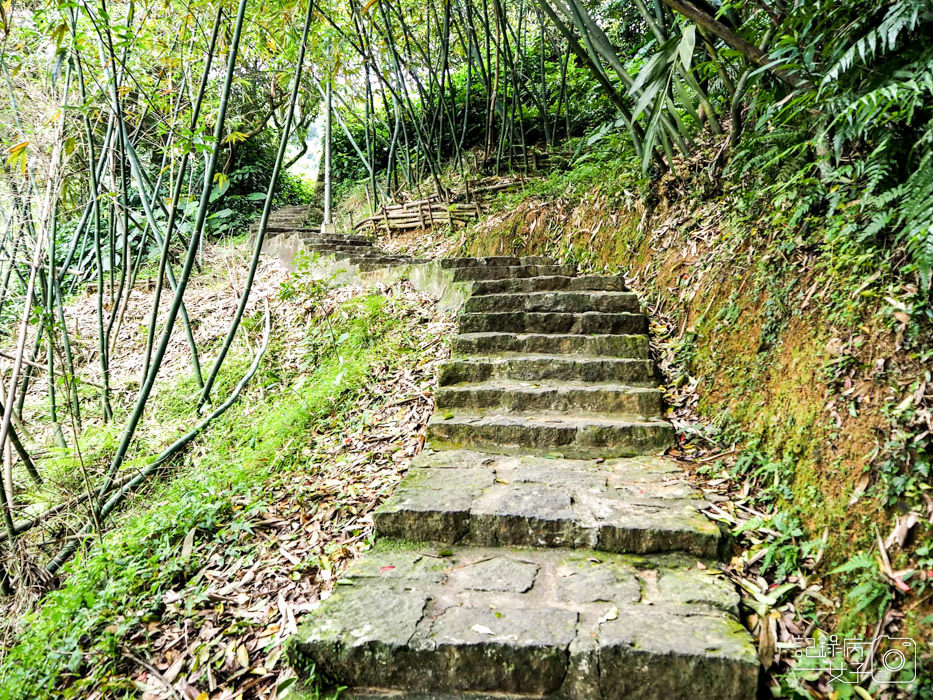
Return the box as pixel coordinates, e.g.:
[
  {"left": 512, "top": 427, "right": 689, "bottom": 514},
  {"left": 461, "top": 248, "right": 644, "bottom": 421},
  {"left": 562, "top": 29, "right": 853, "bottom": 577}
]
[
  {"left": 109, "top": 280, "right": 453, "bottom": 700},
  {"left": 0, "top": 238, "right": 455, "bottom": 699}
]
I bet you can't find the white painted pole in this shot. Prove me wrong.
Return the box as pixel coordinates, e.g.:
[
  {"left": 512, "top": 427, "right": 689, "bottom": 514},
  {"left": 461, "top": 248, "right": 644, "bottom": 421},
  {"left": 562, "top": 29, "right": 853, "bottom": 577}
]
[{"left": 321, "top": 77, "right": 335, "bottom": 233}]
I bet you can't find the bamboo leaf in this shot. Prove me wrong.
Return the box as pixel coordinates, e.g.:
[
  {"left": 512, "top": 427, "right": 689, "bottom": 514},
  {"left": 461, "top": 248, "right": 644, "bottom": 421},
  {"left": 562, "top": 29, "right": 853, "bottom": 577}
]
[
  {"left": 672, "top": 75, "right": 700, "bottom": 121},
  {"left": 629, "top": 52, "right": 667, "bottom": 96},
  {"left": 223, "top": 131, "right": 250, "bottom": 144},
  {"left": 677, "top": 25, "right": 696, "bottom": 71},
  {"left": 6, "top": 141, "right": 28, "bottom": 174},
  {"left": 632, "top": 80, "right": 662, "bottom": 122}
]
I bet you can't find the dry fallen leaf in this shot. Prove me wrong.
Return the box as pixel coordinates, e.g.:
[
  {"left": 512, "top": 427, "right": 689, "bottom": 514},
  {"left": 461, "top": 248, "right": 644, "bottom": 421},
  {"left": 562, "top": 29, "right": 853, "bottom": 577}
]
[
  {"left": 758, "top": 614, "right": 776, "bottom": 670},
  {"left": 598, "top": 606, "right": 619, "bottom": 624},
  {"left": 849, "top": 472, "right": 871, "bottom": 506},
  {"left": 181, "top": 527, "right": 196, "bottom": 560}
]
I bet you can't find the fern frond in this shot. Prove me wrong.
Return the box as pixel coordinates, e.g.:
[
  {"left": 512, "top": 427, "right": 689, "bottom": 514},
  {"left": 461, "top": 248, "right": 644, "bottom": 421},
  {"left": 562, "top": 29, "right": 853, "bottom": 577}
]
[
  {"left": 824, "top": 0, "right": 928, "bottom": 82},
  {"left": 899, "top": 151, "right": 933, "bottom": 286}
]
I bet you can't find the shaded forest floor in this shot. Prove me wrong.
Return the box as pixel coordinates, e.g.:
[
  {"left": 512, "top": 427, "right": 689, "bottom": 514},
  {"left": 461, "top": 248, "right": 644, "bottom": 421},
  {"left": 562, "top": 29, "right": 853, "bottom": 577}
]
[{"left": 0, "top": 238, "right": 454, "bottom": 699}]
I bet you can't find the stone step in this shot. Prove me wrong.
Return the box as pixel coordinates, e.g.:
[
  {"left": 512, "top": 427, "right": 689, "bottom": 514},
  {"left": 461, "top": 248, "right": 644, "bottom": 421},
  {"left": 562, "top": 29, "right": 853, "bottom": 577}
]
[
  {"left": 304, "top": 244, "right": 376, "bottom": 255},
  {"left": 261, "top": 225, "right": 317, "bottom": 234},
  {"left": 358, "top": 260, "right": 426, "bottom": 272},
  {"left": 459, "top": 311, "right": 648, "bottom": 335},
  {"left": 263, "top": 226, "right": 361, "bottom": 240},
  {"left": 298, "top": 234, "right": 371, "bottom": 245},
  {"left": 450, "top": 265, "right": 576, "bottom": 282},
  {"left": 452, "top": 332, "right": 651, "bottom": 359},
  {"left": 441, "top": 256, "right": 554, "bottom": 269},
  {"left": 323, "top": 249, "right": 403, "bottom": 259},
  {"left": 344, "top": 254, "right": 414, "bottom": 264},
  {"left": 471, "top": 275, "right": 628, "bottom": 296},
  {"left": 464, "top": 291, "right": 640, "bottom": 315},
  {"left": 439, "top": 356, "right": 656, "bottom": 385},
  {"left": 303, "top": 240, "right": 373, "bottom": 248},
  {"left": 358, "top": 263, "right": 397, "bottom": 272},
  {"left": 288, "top": 544, "right": 757, "bottom": 699},
  {"left": 435, "top": 380, "right": 663, "bottom": 416},
  {"left": 376, "top": 450, "right": 720, "bottom": 556},
  {"left": 426, "top": 413, "right": 674, "bottom": 458},
  {"left": 301, "top": 238, "right": 371, "bottom": 247}
]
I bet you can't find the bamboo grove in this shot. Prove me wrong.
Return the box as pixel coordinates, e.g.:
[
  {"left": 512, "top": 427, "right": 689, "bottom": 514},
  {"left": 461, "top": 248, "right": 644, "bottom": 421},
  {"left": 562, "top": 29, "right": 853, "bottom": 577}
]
[
  {"left": 308, "top": 0, "right": 932, "bottom": 281},
  {"left": 0, "top": 0, "right": 319, "bottom": 590},
  {"left": 1, "top": 0, "right": 932, "bottom": 594}
]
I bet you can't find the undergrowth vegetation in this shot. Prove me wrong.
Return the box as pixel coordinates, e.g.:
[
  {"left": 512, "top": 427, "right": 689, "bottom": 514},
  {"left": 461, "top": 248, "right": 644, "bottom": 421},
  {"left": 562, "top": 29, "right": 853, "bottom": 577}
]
[
  {"left": 3, "top": 0, "right": 933, "bottom": 695},
  {"left": 0, "top": 269, "right": 450, "bottom": 698},
  {"left": 411, "top": 124, "right": 933, "bottom": 693}
]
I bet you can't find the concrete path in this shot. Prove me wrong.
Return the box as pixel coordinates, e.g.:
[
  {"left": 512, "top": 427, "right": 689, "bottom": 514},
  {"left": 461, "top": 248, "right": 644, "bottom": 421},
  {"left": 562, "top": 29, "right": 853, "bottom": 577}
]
[{"left": 264, "top": 214, "right": 758, "bottom": 698}]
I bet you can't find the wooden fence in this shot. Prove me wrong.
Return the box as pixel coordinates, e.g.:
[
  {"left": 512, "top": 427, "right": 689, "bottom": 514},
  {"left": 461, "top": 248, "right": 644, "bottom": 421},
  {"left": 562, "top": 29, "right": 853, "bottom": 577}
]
[{"left": 353, "top": 178, "right": 528, "bottom": 234}]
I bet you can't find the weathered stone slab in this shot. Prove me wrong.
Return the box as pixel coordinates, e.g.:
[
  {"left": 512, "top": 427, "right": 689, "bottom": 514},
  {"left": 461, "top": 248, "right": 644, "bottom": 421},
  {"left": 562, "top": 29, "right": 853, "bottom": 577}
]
[
  {"left": 441, "top": 256, "right": 555, "bottom": 268},
  {"left": 597, "top": 608, "right": 758, "bottom": 699},
  {"left": 435, "top": 380, "right": 663, "bottom": 416},
  {"left": 451, "top": 332, "right": 651, "bottom": 358},
  {"left": 291, "top": 583, "right": 428, "bottom": 688},
  {"left": 554, "top": 557, "right": 641, "bottom": 604},
  {"left": 470, "top": 275, "right": 628, "bottom": 296},
  {"left": 426, "top": 413, "right": 675, "bottom": 459},
  {"left": 464, "top": 291, "right": 640, "bottom": 315},
  {"left": 458, "top": 311, "right": 648, "bottom": 335},
  {"left": 374, "top": 466, "right": 492, "bottom": 542},
  {"left": 449, "top": 265, "right": 577, "bottom": 282},
  {"left": 299, "top": 234, "right": 371, "bottom": 245},
  {"left": 463, "top": 291, "right": 639, "bottom": 313},
  {"left": 358, "top": 259, "right": 427, "bottom": 272},
  {"left": 449, "top": 555, "right": 540, "bottom": 592},
  {"left": 303, "top": 242, "right": 372, "bottom": 252},
  {"left": 375, "top": 451, "right": 720, "bottom": 556},
  {"left": 438, "top": 356, "right": 656, "bottom": 384},
  {"left": 288, "top": 545, "right": 756, "bottom": 698},
  {"left": 347, "top": 549, "right": 452, "bottom": 583}
]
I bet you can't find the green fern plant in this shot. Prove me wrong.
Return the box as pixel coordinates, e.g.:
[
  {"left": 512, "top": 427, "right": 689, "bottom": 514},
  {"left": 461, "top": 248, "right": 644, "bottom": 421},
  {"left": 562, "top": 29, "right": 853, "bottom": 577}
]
[{"left": 830, "top": 551, "right": 895, "bottom": 624}]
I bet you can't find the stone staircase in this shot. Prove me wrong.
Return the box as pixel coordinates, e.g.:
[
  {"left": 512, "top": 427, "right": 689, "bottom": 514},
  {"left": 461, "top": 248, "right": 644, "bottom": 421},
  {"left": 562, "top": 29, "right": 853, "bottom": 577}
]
[
  {"left": 254, "top": 205, "right": 424, "bottom": 272},
  {"left": 282, "top": 252, "right": 759, "bottom": 698}
]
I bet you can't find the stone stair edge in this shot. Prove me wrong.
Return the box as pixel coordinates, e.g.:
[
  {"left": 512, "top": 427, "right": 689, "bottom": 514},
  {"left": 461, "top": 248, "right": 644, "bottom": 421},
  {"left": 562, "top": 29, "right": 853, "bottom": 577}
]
[{"left": 285, "top": 542, "right": 757, "bottom": 699}]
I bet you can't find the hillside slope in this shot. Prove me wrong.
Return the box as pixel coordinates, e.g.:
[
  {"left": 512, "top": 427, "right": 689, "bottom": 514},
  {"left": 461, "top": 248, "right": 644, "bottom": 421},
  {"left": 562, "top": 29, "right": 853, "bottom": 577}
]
[{"left": 355, "top": 150, "right": 933, "bottom": 694}]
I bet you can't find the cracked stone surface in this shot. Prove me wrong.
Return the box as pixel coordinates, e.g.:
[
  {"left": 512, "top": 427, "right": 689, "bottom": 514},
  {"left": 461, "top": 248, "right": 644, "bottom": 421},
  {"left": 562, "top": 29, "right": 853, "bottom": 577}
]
[
  {"left": 463, "top": 291, "right": 641, "bottom": 314},
  {"left": 452, "top": 331, "right": 651, "bottom": 358},
  {"left": 288, "top": 545, "right": 757, "bottom": 698},
  {"left": 436, "top": 380, "right": 663, "bottom": 416},
  {"left": 469, "top": 274, "right": 628, "bottom": 295},
  {"left": 426, "top": 413, "right": 675, "bottom": 459},
  {"left": 375, "top": 450, "right": 721, "bottom": 557},
  {"left": 439, "top": 355, "right": 657, "bottom": 384},
  {"left": 283, "top": 259, "right": 757, "bottom": 698},
  {"left": 450, "top": 264, "right": 577, "bottom": 282},
  {"left": 459, "top": 311, "right": 648, "bottom": 335}
]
